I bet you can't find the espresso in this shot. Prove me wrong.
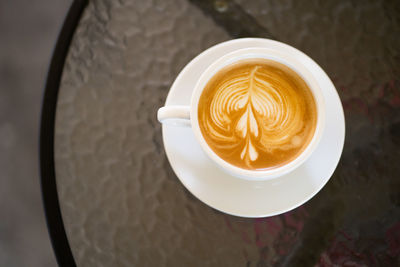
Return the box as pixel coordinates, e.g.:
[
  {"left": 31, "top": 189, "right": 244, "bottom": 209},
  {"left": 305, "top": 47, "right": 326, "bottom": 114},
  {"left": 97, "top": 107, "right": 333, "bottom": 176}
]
[{"left": 198, "top": 59, "right": 317, "bottom": 170}]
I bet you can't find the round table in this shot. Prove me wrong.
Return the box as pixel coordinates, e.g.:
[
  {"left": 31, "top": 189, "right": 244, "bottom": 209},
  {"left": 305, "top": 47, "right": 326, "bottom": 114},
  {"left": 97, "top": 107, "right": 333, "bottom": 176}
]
[{"left": 40, "top": 0, "right": 400, "bottom": 266}]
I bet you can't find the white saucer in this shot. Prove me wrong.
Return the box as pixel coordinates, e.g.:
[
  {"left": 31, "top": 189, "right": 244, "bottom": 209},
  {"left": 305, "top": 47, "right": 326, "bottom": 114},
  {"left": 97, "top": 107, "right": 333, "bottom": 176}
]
[{"left": 162, "top": 38, "right": 345, "bottom": 218}]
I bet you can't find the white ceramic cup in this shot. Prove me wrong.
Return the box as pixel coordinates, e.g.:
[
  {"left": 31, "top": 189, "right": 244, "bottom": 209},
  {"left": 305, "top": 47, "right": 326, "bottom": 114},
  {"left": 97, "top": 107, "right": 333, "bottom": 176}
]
[{"left": 158, "top": 47, "right": 325, "bottom": 181}]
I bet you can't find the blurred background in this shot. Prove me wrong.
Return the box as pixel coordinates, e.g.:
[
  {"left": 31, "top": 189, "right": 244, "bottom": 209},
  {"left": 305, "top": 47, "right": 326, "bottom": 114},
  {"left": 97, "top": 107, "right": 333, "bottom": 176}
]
[{"left": 0, "top": 0, "right": 71, "bottom": 266}]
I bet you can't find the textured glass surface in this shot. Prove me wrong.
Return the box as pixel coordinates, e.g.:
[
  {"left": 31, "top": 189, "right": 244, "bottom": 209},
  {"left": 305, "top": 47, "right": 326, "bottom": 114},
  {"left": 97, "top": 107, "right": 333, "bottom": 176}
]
[{"left": 54, "top": 0, "right": 400, "bottom": 266}]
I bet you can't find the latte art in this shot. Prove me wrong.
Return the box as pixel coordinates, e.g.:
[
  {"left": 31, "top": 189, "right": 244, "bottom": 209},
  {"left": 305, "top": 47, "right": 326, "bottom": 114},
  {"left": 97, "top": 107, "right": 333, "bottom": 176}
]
[{"left": 198, "top": 59, "right": 317, "bottom": 170}]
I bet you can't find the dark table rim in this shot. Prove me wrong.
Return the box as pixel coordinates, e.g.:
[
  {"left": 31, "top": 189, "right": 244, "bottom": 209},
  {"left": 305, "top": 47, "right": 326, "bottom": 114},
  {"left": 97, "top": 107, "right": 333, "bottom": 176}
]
[{"left": 40, "top": 0, "right": 88, "bottom": 266}]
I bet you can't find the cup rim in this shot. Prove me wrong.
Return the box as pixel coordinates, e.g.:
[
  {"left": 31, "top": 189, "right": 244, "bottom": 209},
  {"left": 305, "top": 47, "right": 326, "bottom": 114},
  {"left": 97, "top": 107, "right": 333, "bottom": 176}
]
[{"left": 190, "top": 47, "right": 326, "bottom": 181}]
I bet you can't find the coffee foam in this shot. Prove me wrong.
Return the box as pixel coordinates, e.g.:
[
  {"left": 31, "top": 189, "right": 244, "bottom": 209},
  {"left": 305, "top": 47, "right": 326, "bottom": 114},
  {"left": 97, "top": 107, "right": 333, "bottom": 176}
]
[{"left": 198, "top": 59, "right": 317, "bottom": 170}]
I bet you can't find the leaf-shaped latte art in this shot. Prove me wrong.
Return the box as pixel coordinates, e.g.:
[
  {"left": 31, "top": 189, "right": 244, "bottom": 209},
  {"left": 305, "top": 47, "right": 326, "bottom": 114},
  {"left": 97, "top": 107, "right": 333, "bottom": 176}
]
[{"left": 198, "top": 60, "right": 317, "bottom": 170}]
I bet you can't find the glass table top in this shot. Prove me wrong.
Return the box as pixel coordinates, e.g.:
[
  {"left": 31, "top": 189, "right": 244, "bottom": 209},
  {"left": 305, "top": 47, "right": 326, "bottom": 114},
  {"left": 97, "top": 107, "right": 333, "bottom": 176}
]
[{"left": 44, "top": 0, "right": 400, "bottom": 266}]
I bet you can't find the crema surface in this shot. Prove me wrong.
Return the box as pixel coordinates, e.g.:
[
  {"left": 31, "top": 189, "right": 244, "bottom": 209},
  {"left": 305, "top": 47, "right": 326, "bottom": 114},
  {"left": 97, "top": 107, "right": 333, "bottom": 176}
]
[{"left": 198, "top": 59, "right": 317, "bottom": 170}]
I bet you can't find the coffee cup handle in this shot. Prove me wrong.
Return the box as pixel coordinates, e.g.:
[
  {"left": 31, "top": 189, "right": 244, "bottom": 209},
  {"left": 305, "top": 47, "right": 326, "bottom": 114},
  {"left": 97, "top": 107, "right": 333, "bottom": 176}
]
[{"left": 157, "top": 106, "right": 191, "bottom": 127}]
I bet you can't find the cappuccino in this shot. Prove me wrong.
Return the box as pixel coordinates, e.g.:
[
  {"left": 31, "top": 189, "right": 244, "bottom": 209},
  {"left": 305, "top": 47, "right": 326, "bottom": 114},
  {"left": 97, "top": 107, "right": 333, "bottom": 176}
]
[{"left": 198, "top": 59, "right": 317, "bottom": 170}]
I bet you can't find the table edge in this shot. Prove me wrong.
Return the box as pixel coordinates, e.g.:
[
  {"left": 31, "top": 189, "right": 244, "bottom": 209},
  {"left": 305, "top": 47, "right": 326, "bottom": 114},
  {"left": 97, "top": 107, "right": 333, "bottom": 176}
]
[{"left": 39, "top": 0, "right": 88, "bottom": 266}]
